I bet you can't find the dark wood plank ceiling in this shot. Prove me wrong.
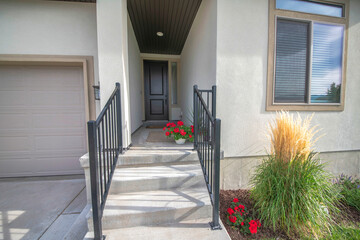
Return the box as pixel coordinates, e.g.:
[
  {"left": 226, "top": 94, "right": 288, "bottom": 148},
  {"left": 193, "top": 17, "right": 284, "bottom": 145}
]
[{"left": 128, "top": 0, "right": 202, "bottom": 55}]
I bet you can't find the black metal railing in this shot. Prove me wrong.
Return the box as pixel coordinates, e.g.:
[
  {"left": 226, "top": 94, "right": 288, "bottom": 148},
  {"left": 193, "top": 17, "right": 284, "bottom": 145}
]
[
  {"left": 193, "top": 85, "right": 221, "bottom": 230},
  {"left": 88, "top": 83, "right": 123, "bottom": 240}
]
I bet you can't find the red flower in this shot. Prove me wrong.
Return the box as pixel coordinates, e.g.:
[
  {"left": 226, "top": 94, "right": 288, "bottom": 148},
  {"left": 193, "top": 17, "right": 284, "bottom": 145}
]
[
  {"left": 249, "top": 225, "right": 257, "bottom": 234},
  {"left": 174, "top": 128, "right": 180, "bottom": 133},
  {"left": 191, "top": 125, "right": 193, "bottom": 128},
  {"left": 177, "top": 121, "right": 184, "bottom": 126},
  {"left": 191, "top": 128, "right": 194, "bottom": 133},
  {"left": 189, "top": 134, "right": 192, "bottom": 138},
  {"left": 249, "top": 220, "right": 257, "bottom": 226},
  {"left": 234, "top": 206, "right": 239, "bottom": 211},
  {"left": 168, "top": 128, "right": 170, "bottom": 130},
  {"left": 227, "top": 208, "right": 234, "bottom": 215},
  {"left": 166, "top": 123, "right": 171, "bottom": 127},
  {"left": 165, "top": 132, "right": 170, "bottom": 136},
  {"left": 240, "top": 212, "right": 243, "bottom": 216},
  {"left": 171, "top": 131, "right": 173, "bottom": 134},
  {"left": 170, "top": 123, "right": 176, "bottom": 127},
  {"left": 180, "top": 129, "right": 186, "bottom": 136},
  {"left": 239, "top": 204, "right": 245, "bottom": 209},
  {"left": 241, "top": 222, "right": 244, "bottom": 226},
  {"left": 163, "top": 127, "right": 166, "bottom": 131},
  {"left": 229, "top": 215, "right": 237, "bottom": 223},
  {"left": 233, "top": 198, "right": 239, "bottom": 203}
]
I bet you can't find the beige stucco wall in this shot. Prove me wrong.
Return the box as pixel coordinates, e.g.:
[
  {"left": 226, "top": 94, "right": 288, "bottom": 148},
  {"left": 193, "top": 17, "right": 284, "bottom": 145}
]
[
  {"left": 96, "top": 0, "right": 132, "bottom": 147},
  {"left": 180, "top": 0, "right": 217, "bottom": 123},
  {"left": 0, "top": 0, "right": 99, "bottom": 86},
  {"left": 221, "top": 150, "right": 360, "bottom": 190},
  {"left": 127, "top": 15, "right": 143, "bottom": 133},
  {"left": 216, "top": 0, "right": 360, "bottom": 159}
]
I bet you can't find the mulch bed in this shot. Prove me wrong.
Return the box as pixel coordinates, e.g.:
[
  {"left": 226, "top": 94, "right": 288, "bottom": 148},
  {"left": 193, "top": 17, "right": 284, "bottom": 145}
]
[{"left": 220, "top": 189, "right": 360, "bottom": 240}]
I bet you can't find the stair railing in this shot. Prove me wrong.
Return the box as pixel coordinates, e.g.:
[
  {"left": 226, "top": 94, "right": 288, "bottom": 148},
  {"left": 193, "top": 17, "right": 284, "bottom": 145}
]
[
  {"left": 193, "top": 85, "right": 221, "bottom": 230},
  {"left": 87, "top": 82, "right": 123, "bottom": 240}
]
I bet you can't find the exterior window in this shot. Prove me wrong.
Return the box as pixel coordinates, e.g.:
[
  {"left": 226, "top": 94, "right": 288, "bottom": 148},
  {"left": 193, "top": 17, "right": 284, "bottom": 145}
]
[
  {"left": 171, "top": 62, "right": 178, "bottom": 105},
  {"left": 267, "top": 0, "right": 348, "bottom": 111},
  {"left": 276, "top": 0, "right": 344, "bottom": 17}
]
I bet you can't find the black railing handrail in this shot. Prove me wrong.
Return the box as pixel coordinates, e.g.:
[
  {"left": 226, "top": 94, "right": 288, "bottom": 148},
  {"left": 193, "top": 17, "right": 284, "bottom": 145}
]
[
  {"left": 193, "top": 85, "right": 221, "bottom": 230},
  {"left": 96, "top": 85, "right": 120, "bottom": 126},
  {"left": 88, "top": 82, "right": 123, "bottom": 240},
  {"left": 195, "top": 88, "right": 215, "bottom": 123}
]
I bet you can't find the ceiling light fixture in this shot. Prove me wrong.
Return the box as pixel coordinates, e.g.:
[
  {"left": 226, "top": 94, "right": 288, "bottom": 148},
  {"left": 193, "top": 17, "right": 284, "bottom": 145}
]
[{"left": 157, "top": 32, "right": 164, "bottom": 37}]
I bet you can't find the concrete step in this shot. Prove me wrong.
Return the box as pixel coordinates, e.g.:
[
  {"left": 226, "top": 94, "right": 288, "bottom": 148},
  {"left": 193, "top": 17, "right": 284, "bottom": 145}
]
[
  {"left": 110, "top": 163, "right": 205, "bottom": 194},
  {"left": 84, "top": 218, "right": 230, "bottom": 240},
  {"left": 117, "top": 149, "right": 198, "bottom": 166},
  {"left": 88, "top": 187, "right": 212, "bottom": 230}
]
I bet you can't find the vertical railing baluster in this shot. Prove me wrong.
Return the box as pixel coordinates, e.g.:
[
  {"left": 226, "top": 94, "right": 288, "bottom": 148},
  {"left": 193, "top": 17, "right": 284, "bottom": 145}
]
[
  {"left": 193, "top": 85, "right": 198, "bottom": 150},
  {"left": 116, "top": 83, "right": 123, "bottom": 153},
  {"left": 97, "top": 126, "right": 103, "bottom": 204},
  {"left": 109, "top": 102, "right": 114, "bottom": 167},
  {"left": 212, "top": 86, "right": 216, "bottom": 118},
  {"left": 112, "top": 100, "right": 115, "bottom": 164},
  {"left": 105, "top": 113, "right": 109, "bottom": 184},
  {"left": 101, "top": 121, "right": 106, "bottom": 189},
  {"left": 211, "top": 119, "right": 221, "bottom": 230}
]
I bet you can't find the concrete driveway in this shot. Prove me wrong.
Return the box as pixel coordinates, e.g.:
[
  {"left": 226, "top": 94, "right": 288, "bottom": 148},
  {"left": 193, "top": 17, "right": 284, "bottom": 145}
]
[{"left": 0, "top": 176, "right": 86, "bottom": 240}]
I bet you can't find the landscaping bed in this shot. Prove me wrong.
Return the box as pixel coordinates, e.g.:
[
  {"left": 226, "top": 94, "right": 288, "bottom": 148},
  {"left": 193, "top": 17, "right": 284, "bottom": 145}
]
[{"left": 220, "top": 189, "right": 360, "bottom": 240}]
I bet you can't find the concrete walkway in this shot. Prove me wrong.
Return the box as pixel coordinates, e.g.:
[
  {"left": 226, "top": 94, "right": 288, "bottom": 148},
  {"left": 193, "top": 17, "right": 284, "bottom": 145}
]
[{"left": 0, "top": 176, "right": 87, "bottom": 240}]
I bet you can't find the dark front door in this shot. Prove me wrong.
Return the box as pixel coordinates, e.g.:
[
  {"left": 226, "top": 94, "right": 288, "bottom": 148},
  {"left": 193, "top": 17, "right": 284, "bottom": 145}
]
[{"left": 144, "top": 60, "right": 169, "bottom": 120}]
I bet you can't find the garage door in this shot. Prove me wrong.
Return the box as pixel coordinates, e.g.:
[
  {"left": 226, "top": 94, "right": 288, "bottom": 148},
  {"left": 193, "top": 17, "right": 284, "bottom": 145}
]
[{"left": 0, "top": 65, "right": 87, "bottom": 177}]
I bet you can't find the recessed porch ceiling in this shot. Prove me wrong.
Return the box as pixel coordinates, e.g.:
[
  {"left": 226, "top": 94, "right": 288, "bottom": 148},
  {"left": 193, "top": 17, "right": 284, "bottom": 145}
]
[{"left": 127, "top": 0, "right": 202, "bottom": 55}]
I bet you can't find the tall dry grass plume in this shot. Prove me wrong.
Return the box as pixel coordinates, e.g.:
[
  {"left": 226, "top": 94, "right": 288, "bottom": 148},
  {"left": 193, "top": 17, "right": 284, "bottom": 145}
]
[{"left": 268, "top": 111, "right": 320, "bottom": 162}]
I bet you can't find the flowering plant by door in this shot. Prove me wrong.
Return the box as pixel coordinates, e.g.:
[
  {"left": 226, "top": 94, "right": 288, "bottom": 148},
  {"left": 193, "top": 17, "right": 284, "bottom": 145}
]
[{"left": 163, "top": 121, "right": 194, "bottom": 142}]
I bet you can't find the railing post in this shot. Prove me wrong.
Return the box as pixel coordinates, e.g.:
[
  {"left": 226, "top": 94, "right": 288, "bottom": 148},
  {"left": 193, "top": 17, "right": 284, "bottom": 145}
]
[
  {"left": 193, "top": 85, "right": 198, "bottom": 150},
  {"left": 210, "top": 118, "right": 221, "bottom": 230},
  {"left": 211, "top": 86, "right": 216, "bottom": 118},
  {"left": 116, "top": 83, "right": 123, "bottom": 154},
  {"left": 88, "top": 121, "right": 103, "bottom": 240}
]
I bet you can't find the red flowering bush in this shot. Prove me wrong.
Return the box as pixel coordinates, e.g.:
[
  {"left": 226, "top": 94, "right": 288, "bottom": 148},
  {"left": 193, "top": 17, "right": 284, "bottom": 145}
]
[
  {"left": 226, "top": 198, "right": 261, "bottom": 235},
  {"left": 163, "top": 121, "right": 194, "bottom": 142}
]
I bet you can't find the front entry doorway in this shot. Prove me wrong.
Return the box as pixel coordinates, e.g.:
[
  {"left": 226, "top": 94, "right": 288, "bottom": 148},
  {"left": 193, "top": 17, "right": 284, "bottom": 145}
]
[{"left": 144, "top": 60, "right": 169, "bottom": 120}]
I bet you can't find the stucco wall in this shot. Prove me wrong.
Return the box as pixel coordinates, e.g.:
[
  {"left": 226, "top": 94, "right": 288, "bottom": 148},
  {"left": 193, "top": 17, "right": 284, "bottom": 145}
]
[
  {"left": 221, "top": 150, "right": 360, "bottom": 190},
  {"left": 127, "top": 15, "right": 143, "bottom": 133},
  {"left": 0, "top": 0, "right": 99, "bottom": 85},
  {"left": 96, "top": 0, "right": 132, "bottom": 147},
  {"left": 216, "top": 0, "right": 360, "bottom": 158},
  {"left": 180, "top": 0, "right": 217, "bottom": 124}
]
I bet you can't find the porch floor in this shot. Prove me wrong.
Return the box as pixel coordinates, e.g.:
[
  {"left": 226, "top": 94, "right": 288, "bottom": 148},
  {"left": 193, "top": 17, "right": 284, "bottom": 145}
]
[{"left": 131, "top": 126, "right": 193, "bottom": 149}]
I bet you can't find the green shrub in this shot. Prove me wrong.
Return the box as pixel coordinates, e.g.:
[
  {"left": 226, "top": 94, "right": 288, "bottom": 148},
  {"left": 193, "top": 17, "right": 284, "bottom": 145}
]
[
  {"left": 335, "top": 174, "right": 360, "bottom": 211},
  {"left": 251, "top": 154, "right": 339, "bottom": 237},
  {"left": 251, "top": 112, "right": 340, "bottom": 237}
]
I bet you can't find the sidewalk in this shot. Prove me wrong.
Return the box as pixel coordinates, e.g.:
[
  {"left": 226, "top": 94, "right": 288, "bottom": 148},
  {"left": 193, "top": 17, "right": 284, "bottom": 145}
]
[{"left": 0, "top": 176, "right": 87, "bottom": 240}]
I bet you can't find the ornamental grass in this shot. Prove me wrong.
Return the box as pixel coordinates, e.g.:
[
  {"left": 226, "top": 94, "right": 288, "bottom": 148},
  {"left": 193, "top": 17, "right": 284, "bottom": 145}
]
[
  {"left": 251, "top": 111, "right": 340, "bottom": 238},
  {"left": 268, "top": 111, "right": 319, "bottom": 163}
]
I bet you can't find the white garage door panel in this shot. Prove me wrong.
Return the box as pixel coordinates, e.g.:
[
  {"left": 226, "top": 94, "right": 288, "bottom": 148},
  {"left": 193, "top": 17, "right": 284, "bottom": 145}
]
[
  {"left": 0, "top": 65, "right": 87, "bottom": 177},
  {"left": 1, "top": 156, "right": 82, "bottom": 177}
]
